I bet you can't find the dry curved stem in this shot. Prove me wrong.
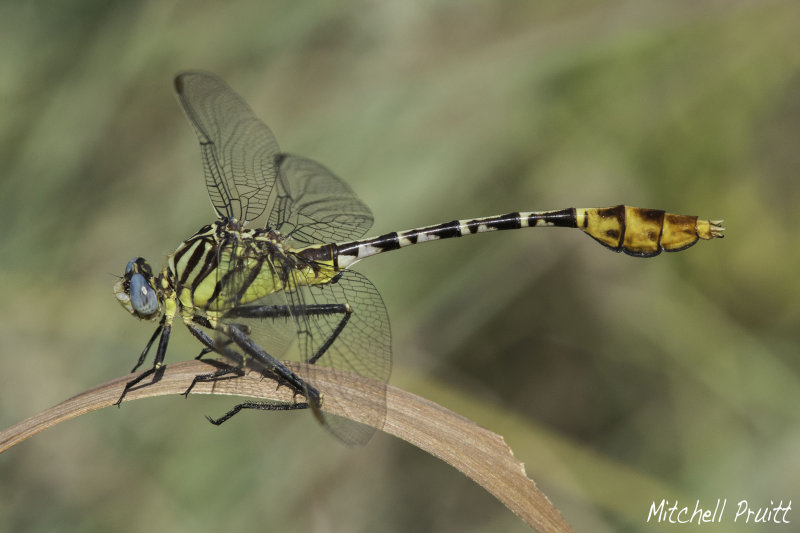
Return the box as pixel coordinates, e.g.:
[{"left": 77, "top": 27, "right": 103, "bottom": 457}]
[{"left": 0, "top": 360, "right": 572, "bottom": 532}]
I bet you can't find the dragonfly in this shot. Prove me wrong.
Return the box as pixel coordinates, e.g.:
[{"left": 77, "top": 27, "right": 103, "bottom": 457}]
[{"left": 114, "top": 71, "right": 724, "bottom": 446}]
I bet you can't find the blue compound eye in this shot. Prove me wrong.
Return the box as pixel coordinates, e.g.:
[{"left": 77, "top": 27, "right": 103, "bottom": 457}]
[
  {"left": 125, "top": 258, "right": 138, "bottom": 274},
  {"left": 130, "top": 273, "right": 158, "bottom": 317}
]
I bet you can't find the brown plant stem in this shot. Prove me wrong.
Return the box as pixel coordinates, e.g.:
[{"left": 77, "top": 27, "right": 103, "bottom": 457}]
[{"left": 0, "top": 360, "right": 572, "bottom": 532}]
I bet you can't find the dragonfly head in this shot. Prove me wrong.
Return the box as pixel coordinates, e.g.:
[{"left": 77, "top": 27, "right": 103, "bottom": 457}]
[{"left": 114, "top": 257, "right": 162, "bottom": 320}]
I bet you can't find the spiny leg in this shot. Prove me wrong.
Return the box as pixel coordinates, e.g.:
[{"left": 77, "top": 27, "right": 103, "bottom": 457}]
[
  {"left": 115, "top": 322, "right": 172, "bottom": 406},
  {"left": 308, "top": 305, "right": 351, "bottom": 364},
  {"left": 225, "top": 303, "right": 348, "bottom": 321},
  {"left": 193, "top": 339, "right": 236, "bottom": 361},
  {"left": 183, "top": 322, "right": 245, "bottom": 397},
  {"left": 190, "top": 315, "right": 214, "bottom": 360},
  {"left": 196, "top": 305, "right": 350, "bottom": 425},
  {"left": 130, "top": 317, "right": 165, "bottom": 373},
  {"left": 189, "top": 315, "right": 230, "bottom": 360},
  {"left": 210, "top": 323, "right": 321, "bottom": 426},
  {"left": 222, "top": 305, "right": 352, "bottom": 427},
  {"left": 194, "top": 346, "right": 214, "bottom": 359},
  {"left": 184, "top": 362, "right": 245, "bottom": 398},
  {"left": 206, "top": 401, "right": 310, "bottom": 426},
  {"left": 183, "top": 322, "right": 303, "bottom": 425},
  {"left": 184, "top": 316, "right": 288, "bottom": 398},
  {"left": 225, "top": 303, "right": 352, "bottom": 364},
  {"left": 223, "top": 323, "right": 318, "bottom": 401}
]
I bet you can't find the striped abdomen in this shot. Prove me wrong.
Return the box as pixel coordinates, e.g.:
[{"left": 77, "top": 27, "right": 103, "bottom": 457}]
[{"left": 334, "top": 205, "right": 724, "bottom": 267}]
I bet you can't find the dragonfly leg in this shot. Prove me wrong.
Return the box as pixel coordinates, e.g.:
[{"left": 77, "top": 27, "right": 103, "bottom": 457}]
[
  {"left": 182, "top": 321, "right": 245, "bottom": 397},
  {"left": 194, "top": 336, "right": 237, "bottom": 360},
  {"left": 308, "top": 304, "right": 352, "bottom": 364},
  {"left": 226, "top": 303, "right": 348, "bottom": 321},
  {"left": 130, "top": 316, "right": 165, "bottom": 372},
  {"left": 115, "top": 322, "right": 172, "bottom": 406},
  {"left": 223, "top": 323, "right": 321, "bottom": 407},
  {"left": 184, "top": 363, "right": 245, "bottom": 398},
  {"left": 194, "top": 347, "right": 213, "bottom": 360},
  {"left": 193, "top": 305, "right": 349, "bottom": 426},
  {"left": 188, "top": 315, "right": 230, "bottom": 360},
  {"left": 206, "top": 401, "right": 310, "bottom": 426},
  {"left": 201, "top": 324, "right": 321, "bottom": 427},
  {"left": 186, "top": 319, "right": 216, "bottom": 352},
  {"left": 226, "top": 303, "right": 352, "bottom": 364}
]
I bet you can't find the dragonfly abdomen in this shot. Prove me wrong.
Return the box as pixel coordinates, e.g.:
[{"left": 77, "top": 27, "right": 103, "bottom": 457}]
[{"left": 334, "top": 205, "right": 723, "bottom": 267}]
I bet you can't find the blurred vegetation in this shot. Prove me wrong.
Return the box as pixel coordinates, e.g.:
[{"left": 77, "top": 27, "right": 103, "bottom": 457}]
[{"left": 1, "top": 1, "right": 799, "bottom": 531}]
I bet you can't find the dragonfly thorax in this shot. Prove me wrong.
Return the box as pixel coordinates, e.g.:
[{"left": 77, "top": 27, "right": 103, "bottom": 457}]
[{"left": 158, "top": 218, "right": 308, "bottom": 316}]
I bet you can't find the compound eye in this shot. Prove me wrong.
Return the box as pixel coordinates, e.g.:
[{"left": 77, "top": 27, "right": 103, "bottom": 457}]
[
  {"left": 130, "top": 273, "right": 158, "bottom": 317},
  {"left": 125, "top": 258, "right": 138, "bottom": 274}
]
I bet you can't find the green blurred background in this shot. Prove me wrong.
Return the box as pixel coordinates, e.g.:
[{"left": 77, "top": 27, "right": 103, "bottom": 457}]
[{"left": 1, "top": 1, "right": 798, "bottom": 531}]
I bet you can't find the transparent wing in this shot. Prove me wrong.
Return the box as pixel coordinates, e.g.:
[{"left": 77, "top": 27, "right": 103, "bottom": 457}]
[
  {"left": 175, "top": 71, "right": 280, "bottom": 223},
  {"left": 270, "top": 154, "right": 373, "bottom": 246},
  {"left": 294, "top": 269, "right": 390, "bottom": 445},
  {"left": 225, "top": 267, "right": 391, "bottom": 446}
]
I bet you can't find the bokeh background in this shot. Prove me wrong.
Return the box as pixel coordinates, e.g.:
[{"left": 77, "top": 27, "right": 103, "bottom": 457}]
[{"left": 1, "top": 1, "right": 799, "bottom": 531}]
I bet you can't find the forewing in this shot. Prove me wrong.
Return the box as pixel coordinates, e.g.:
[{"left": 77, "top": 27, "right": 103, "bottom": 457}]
[
  {"left": 270, "top": 154, "right": 373, "bottom": 246},
  {"left": 175, "top": 72, "right": 280, "bottom": 223}
]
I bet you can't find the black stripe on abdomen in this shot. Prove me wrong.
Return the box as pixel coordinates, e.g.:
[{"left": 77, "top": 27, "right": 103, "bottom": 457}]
[{"left": 465, "top": 213, "right": 522, "bottom": 233}]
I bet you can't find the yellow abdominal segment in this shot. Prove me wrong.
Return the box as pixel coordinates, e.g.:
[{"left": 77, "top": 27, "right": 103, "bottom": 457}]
[{"left": 576, "top": 205, "right": 723, "bottom": 256}]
